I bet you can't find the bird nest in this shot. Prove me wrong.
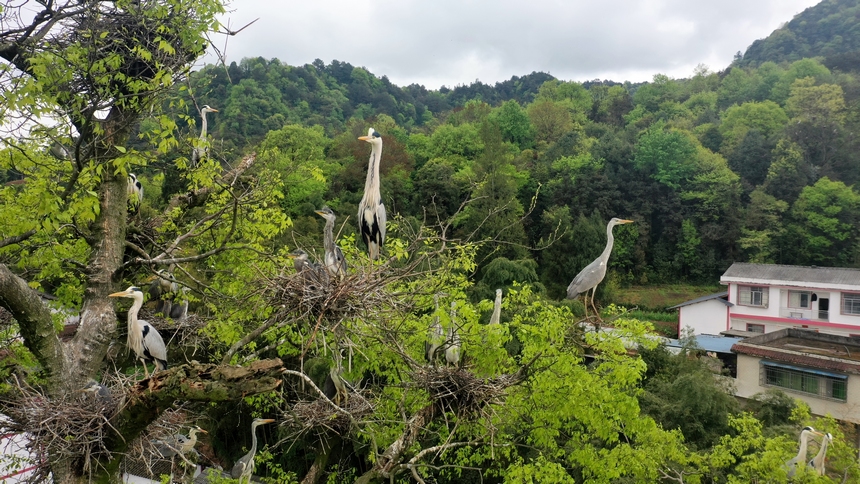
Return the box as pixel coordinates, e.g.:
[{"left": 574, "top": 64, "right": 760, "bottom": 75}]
[
  {"left": 282, "top": 392, "right": 373, "bottom": 438},
  {"left": 0, "top": 377, "right": 123, "bottom": 481},
  {"left": 412, "top": 366, "right": 510, "bottom": 418},
  {"left": 269, "top": 269, "right": 402, "bottom": 326},
  {"left": 122, "top": 408, "right": 201, "bottom": 482}
]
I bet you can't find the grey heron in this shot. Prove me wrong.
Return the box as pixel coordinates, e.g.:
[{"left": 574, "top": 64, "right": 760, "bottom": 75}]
[
  {"left": 357, "top": 128, "right": 386, "bottom": 260},
  {"left": 566, "top": 218, "right": 634, "bottom": 320},
  {"left": 315, "top": 207, "right": 348, "bottom": 279},
  {"left": 489, "top": 289, "right": 502, "bottom": 325},
  {"left": 424, "top": 294, "right": 445, "bottom": 365},
  {"left": 79, "top": 379, "right": 111, "bottom": 405},
  {"left": 808, "top": 431, "right": 832, "bottom": 476},
  {"left": 288, "top": 249, "right": 330, "bottom": 290},
  {"left": 148, "top": 270, "right": 189, "bottom": 320},
  {"left": 231, "top": 418, "right": 275, "bottom": 484},
  {"left": 154, "top": 426, "right": 207, "bottom": 459},
  {"left": 329, "top": 348, "right": 349, "bottom": 405},
  {"left": 785, "top": 426, "right": 823, "bottom": 477},
  {"left": 108, "top": 286, "right": 168, "bottom": 378},
  {"left": 127, "top": 173, "right": 143, "bottom": 212},
  {"left": 445, "top": 302, "right": 461, "bottom": 367},
  {"left": 191, "top": 105, "right": 218, "bottom": 166}
]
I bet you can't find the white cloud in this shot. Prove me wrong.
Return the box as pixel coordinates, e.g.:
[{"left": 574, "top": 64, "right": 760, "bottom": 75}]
[{"left": 204, "top": 0, "right": 820, "bottom": 88}]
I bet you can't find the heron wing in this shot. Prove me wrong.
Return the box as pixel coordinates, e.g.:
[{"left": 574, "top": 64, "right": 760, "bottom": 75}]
[
  {"left": 141, "top": 321, "right": 168, "bottom": 370},
  {"left": 566, "top": 257, "right": 607, "bottom": 299},
  {"left": 377, "top": 201, "right": 387, "bottom": 247},
  {"left": 231, "top": 453, "right": 251, "bottom": 478},
  {"left": 334, "top": 245, "right": 347, "bottom": 275}
]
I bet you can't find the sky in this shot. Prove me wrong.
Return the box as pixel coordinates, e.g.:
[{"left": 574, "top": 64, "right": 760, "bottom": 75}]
[{"left": 204, "top": 0, "right": 823, "bottom": 90}]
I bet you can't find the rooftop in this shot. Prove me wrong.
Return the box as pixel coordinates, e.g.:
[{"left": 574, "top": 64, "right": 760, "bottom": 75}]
[
  {"left": 668, "top": 291, "right": 732, "bottom": 309},
  {"left": 665, "top": 334, "right": 743, "bottom": 353},
  {"left": 732, "top": 328, "right": 860, "bottom": 374},
  {"left": 721, "top": 263, "right": 860, "bottom": 289}
]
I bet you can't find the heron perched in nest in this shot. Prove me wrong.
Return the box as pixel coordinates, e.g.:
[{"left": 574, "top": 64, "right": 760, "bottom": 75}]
[
  {"left": 425, "top": 294, "right": 445, "bottom": 365},
  {"left": 445, "top": 302, "right": 461, "bottom": 368},
  {"left": 357, "top": 128, "right": 386, "bottom": 260},
  {"left": 231, "top": 418, "right": 276, "bottom": 484},
  {"left": 315, "top": 207, "right": 348, "bottom": 279},
  {"left": 154, "top": 426, "right": 207, "bottom": 459},
  {"left": 108, "top": 286, "right": 168, "bottom": 378},
  {"left": 288, "top": 249, "right": 330, "bottom": 291},
  {"left": 566, "top": 217, "right": 634, "bottom": 320}
]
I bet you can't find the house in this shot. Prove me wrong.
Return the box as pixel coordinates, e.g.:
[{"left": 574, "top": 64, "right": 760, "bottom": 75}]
[
  {"left": 722, "top": 263, "right": 860, "bottom": 337},
  {"left": 732, "top": 328, "right": 860, "bottom": 424},
  {"left": 668, "top": 292, "right": 732, "bottom": 336}
]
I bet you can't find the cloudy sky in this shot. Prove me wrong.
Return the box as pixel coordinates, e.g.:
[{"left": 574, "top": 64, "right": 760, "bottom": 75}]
[{"left": 205, "top": 0, "right": 821, "bottom": 89}]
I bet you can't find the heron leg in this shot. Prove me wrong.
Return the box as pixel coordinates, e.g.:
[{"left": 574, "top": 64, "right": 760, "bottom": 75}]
[
  {"left": 142, "top": 359, "right": 150, "bottom": 379},
  {"left": 590, "top": 288, "right": 601, "bottom": 322}
]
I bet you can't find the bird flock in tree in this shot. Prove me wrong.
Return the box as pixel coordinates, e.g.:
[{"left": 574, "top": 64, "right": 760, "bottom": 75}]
[{"left": 96, "top": 106, "right": 837, "bottom": 480}]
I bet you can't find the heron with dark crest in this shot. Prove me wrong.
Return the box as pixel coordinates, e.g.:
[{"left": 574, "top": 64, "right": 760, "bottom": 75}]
[
  {"left": 231, "top": 418, "right": 276, "bottom": 484},
  {"left": 566, "top": 218, "right": 634, "bottom": 320},
  {"left": 357, "top": 128, "right": 386, "bottom": 260}
]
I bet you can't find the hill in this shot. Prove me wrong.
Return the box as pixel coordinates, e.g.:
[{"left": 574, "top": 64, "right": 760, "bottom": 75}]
[{"left": 739, "top": 0, "right": 860, "bottom": 69}]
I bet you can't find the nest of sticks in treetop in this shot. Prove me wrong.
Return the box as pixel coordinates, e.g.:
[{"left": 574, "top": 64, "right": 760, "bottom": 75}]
[
  {"left": 284, "top": 392, "right": 373, "bottom": 437},
  {"left": 412, "top": 366, "right": 509, "bottom": 418},
  {"left": 0, "top": 375, "right": 128, "bottom": 481},
  {"left": 269, "top": 267, "right": 405, "bottom": 325}
]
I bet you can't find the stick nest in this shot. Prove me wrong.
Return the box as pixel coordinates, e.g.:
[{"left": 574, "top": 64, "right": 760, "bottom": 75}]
[
  {"left": 413, "top": 366, "right": 510, "bottom": 417},
  {"left": 283, "top": 392, "right": 373, "bottom": 437},
  {"left": 0, "top": 378, "right": 124, "bottom": 481}
]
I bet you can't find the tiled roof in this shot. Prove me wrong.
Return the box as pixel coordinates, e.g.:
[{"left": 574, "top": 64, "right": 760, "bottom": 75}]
[
  {"left": 732, "top": 344, "right": 860, "bottom": 375},
  {"left": 721, "top": 262, "right": 860, "bottom": 287},
  {"left": 668, "top": 291, "right": 732, "bottom": 309}
]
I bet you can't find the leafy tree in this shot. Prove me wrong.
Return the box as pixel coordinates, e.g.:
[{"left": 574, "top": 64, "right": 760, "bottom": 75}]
[
  {"left": 739, "top": 189, "right": 788, "bottom": 263},
  {"left": 633, "top": 124, "right": 698, "bottom": 190},
  {"left": 490, "top": 100, "right": 534, "bottom": 150},
  {"left": 527, "top": 99, "right": 573, "bottom": 147},
  {"left": 762, "top": 139, "right": 812, "bottom": 204},
  {"left": 719, "top": 100, "right": 788, "bottom": 154},
  {"left": 787, "top": 177, "right": 860, "bottom": 265}
]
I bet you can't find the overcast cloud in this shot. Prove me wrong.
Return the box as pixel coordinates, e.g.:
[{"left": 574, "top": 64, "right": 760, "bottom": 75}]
[{"left": 206, "top": 0, "right": 821, "bottom": 89}]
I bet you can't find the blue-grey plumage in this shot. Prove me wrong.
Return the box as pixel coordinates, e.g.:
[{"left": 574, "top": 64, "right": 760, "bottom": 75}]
[
  {"left": 566, "top": 218, "right": 634, "bottom": 319},
  {"left": 288, "top": 249, "right": 330, "bottom": 289},
  {"left": 424, "top": 294, "right": 445, "bottom": 365},
  {"left": 357, "top": 128, "right": 386, "bottom": 260},
  {"left": 315, "top": 207, "right": 348, "bottom": 279},
  {"left": 80, "top": 379, "right": 112, "bottom": 404},
  {"left": 154, "top": 426, "right": 207, "bottom": 458},
  {"left": 109, "top": 286, "right": 168, "bottom": 378},
  {"left": 445, "top": 301, "right": 461, "bottom": 367},
  {"left": 231, "top": 418, "right": 275, "bottom": 483},
  {"left": 783, "top": 426, "right": 823, "bottom": 477}
]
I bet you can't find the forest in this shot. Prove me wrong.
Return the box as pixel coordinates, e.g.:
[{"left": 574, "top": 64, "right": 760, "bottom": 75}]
[{"left": 2, "top": 0, "right": 860, "bottom": 482}]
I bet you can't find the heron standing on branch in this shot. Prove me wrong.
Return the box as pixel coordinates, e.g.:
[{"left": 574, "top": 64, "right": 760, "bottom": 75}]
[
  {"left": 566, "top": 218, "right": 634, "bottom": 320},
  {"left": 784, "top": 426, "right": 823, "bottom": 477},
  {"left": 357, "top": 128, "right": 386, "bottom": 260},
  {"left": 315, "top": 207, "right": 348, "bottom": 279},
  {"left": 231, "top": 418, "right": 276, "bottom": 484},
  {"left": 191, "top": 105, "right": 218, "bottom": 166},
  {"left": 108, "top": 286, "right": 168, "bottom": 378}
]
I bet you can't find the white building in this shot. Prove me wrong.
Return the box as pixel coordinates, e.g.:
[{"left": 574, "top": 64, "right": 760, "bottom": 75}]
[
  {"left": 722, "top": 263, "right": 860, "bottom": 337},
  {"left": 668, "top": 292, "right": 732, "bottom": 336}
]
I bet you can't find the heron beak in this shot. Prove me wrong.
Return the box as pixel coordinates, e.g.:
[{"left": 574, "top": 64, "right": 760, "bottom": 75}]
[
  {"left": 108, "top": 290, "right": 130, "bottom": 298},
  {"left": 287, "top": 254, "right": 297, "bottom": 259},
  {"left": 261, "top": 418, "right": 275, "bottom": 424},
  {"left": 620, "top": 219, "right": 635, "bottom": 224},
  {"left": 314, "top": 210, "right": 325, "bottom": 217},
  {"left": 358, "top": 136, "right": 371, "bottom": 141},
  {"left": 196, "top": 427, "right": 209, "bottom": 434},
  {"left": 210, "top": 108, "right": 218, "bottom": 112}
]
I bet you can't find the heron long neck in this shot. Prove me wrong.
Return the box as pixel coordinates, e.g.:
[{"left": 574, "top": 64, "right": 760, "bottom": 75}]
[
  {"left": 324, "top": 217, "right": 335, "bottom": 253},
  {"left": 250, "top": 422, "right": 260, "bottom": 456},
  {"left": 127, "top": 295, "right": 144, "bottom": 328},
  {"left": 812, "top": 437, "right": 829, "bottom": 468},
  {"left": 601, "top": 223, "right": 616, "bottom": 264},
  {"left": 200, "top": 111, "right": 208, "bottom": 140},
  {"left": 363, "top": 143, "right": 382, "bottom": 201},
  {"left": 490, "top": 293, "right": 502, "bottom": 325},
  {"left": 797, "top": 432, "right": 810, "bottom": 463}
]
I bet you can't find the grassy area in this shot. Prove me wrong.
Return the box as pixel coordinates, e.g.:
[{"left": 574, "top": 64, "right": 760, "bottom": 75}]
[{"left": 612, "top": 284, "right": 723, "bottom": 312}]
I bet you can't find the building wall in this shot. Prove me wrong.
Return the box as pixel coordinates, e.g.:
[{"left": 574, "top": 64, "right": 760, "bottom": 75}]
[
  {"left": 679, "top": 300, "right": 729, "bottom": 335},
  {"left": 734, "top": 354, "right": 860, "bottom": 424},
  {"left": 729, "top": 285, "right": 860, "bottom": 336}
]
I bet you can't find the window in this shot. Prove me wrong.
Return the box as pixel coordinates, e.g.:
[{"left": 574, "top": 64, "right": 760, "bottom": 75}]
[
  {"left": 747, "top": 323, "right": 765, "bottom": 333},
  {"left": 738, "top": 286, "right": 768, "bottom": 307},
  {"left": 843, "top": 293, "right": 860, "bottom": 315},
  {"left": 761, "top": 362, "right": 847, "bottom": 401},
  {"left": 789, "top": 291, "right": 811, "bottom": 309}
]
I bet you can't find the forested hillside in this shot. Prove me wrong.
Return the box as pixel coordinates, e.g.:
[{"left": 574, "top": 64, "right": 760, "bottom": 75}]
[
  {"left": 147, "top": 53, "right": 860, "bottom": 301},
  {"left": 740, "top": 0, "right": 860, "bottom": 70}
]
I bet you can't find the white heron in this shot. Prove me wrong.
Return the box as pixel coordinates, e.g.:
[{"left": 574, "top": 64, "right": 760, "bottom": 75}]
[
  {"left": 108, "top": 286, "right": 168, "bottom": 378},
  {"left": 231, "top": 418, "right": 276, "bottom": 484},
  {"left": 489, "top": 289, "right": 502, "bottom": 325},
  {"left": 784, "top": 426, "right": 823, "bottom": 477},
  {"left": 191, "top": 105, "right": 218, "bottom": 166},
  {"left": 566, "top": 217, "right": 634, "bottom": 320},
  {"left": 315, "top": 207, "right": 348, "bottom": 279},
  {"left": 445, "top": 302, "right": 461, "bottom": 367},
  {"left": 154, "top": 426, "right": 207, "bottom": 459},
  {"left": 357, "top": 128, "right": 386, "bottom": 260},
  {"left": 424, "top": 294, "right": 445, "bottom": 365},
  {"left": 808, "top": 431, "right": 832, "bottom": 476}
]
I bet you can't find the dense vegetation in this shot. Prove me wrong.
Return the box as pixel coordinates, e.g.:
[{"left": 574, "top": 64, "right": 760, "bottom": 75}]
[{"left": 4, "top": 0, "right": 860, "bottom": 482}]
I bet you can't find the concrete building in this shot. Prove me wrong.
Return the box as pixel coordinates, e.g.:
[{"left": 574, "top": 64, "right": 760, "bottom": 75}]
[
  {"left": 669, "top": 292, "right": 732, "bottom": 336},
  {"left": 732, "top": 328, "right": 860, "bottom": 424}
]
